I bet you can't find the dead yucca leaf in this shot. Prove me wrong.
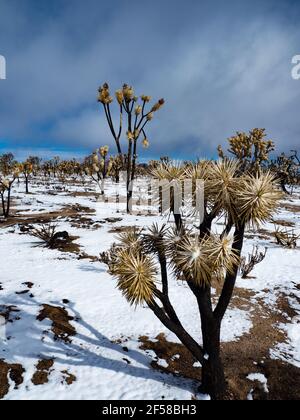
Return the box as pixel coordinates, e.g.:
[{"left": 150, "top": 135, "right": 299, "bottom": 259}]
[
  {"left": 236, "top": 172, "right": 282, "bottom": 227},
  {"left": 114, "top": 249, "right": 158, "bottom": 306}
]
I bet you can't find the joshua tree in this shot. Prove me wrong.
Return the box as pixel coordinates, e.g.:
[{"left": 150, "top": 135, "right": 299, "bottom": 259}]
[
  {"left": 85, "top": 146, "right": 113, "bottom": 195},
  {"left": 101, "top": 159, "right": 282, "bottom": 400},
  {"left": 27, "top": 156, "right": 42, "bottom": 176},
  {"left": 0, "top": 153, "right": 15, "bottom": 176},
  {"left": 0, "top": 167, "right": 20, "bottom": 218},
  {"left": 97, "top": 83, "right": 164, "bottom": 213},
  {"left": 269, "top": 150, "right": 300, "bottom": 194},
  {"left": 218, "top": 128, "right": 274, "bottom": 174},
  {"left": 19, "top": 160, "right": 33, "bottom": 194}
]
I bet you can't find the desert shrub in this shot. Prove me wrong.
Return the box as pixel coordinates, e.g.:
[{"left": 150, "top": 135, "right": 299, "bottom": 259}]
[
  {"left": 0, "top": 153, "right": 16, "bottom": 176},
  {"left": 240, "top": 246, "right": 267, "bottom": 279},
  {"left": 30, "top": 224, "right": 70, "bottom": 249},
  {"left": 274, "top": 227, "right": 299, "bottom": 248}
]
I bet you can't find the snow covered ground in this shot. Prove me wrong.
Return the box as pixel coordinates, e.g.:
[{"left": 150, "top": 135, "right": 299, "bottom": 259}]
[{"left": 0, "top": 177, "right": 299, "bottom": 400}]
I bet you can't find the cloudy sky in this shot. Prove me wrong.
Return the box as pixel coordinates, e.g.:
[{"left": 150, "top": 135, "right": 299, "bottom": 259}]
[{"left": 0, "top": 0, "right": 299, "bottom": 161}]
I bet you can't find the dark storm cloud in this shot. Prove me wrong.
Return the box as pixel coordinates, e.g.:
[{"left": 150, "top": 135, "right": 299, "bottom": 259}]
[{"left": 0, "top": 0, "right": 299, "bottom": 159}]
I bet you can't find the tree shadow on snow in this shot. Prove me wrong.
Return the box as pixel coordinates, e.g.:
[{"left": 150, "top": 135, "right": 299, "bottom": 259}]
[{"left": 0, "top": 293, "right": 197, "bottom": 395}]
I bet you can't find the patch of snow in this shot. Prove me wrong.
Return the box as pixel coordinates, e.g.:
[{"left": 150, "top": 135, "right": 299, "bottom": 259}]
[
  {"left": 157, "top": 359, "right": 169, "bottom": 369},
  {"left": 271, "top": 316, "right": 300, "bottom": 368},
  {"left": 247, "top": 373, "right": 269, "bottom": 394}
]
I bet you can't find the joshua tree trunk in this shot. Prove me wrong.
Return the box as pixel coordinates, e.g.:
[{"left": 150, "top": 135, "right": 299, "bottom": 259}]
[
  {"left": 280, "top": 178, "right": 289, "bottom": 194},
  {"left": 1, "top": 187, "right": 11, "bottom": 218},
  {"left": 173, "top": 212, "right": 183, "bottom": 231},
  {"left": 1, "top": 193, "right": 5, "bottom": 217},
  {"left": 200, "top": 318, "right": 226, "bottom": 400},
  {"left": 25, "top": 176, "right": 29, "bottom": 194}
]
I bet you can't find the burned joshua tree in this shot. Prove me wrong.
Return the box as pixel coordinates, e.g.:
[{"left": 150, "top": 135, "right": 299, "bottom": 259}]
[
  {"left": 97, "top": 83, "right": 164, "bottom": 213},
  {"left": 101, "top": 155, "right": 282, "bottom": 400}
]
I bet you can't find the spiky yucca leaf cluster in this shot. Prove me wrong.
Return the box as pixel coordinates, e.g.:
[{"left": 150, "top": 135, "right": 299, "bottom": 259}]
[
  {"left": 142, "top": 223, "right": 168, "bottom": 255},
  {"left": 206, "top": 159, "right": 240, "bottom": 218},
  {"left": 170, "top": 233, "right": 239, "bottom": 285},
  {"left": 117, "top": 227, "right": 142, "bottom": 252},
  {"left": 235, "top": 172, "right": 283, "bottom": 227},
  {"left": 111, "top": 249, "right": 158, "bottom": 306},
  {"left": 150, "top": 162, "right": 186, "bottom": 213},
  {"left": 150, "top": 161, "right": 186, "bottom": 181},
  {"left": 100, "top": 228, "right": 158, "bottom": 306}
]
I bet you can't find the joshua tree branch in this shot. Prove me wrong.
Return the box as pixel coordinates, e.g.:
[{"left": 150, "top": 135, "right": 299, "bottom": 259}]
[
  {"left": 106, "top": 103, "right": 118, "bottom": 140},
  {"left": 214, "top": 223, "right": 246, "bottom": 322},
  {"left": 148, "top": 300, "right": 205, "bottom": 364}
]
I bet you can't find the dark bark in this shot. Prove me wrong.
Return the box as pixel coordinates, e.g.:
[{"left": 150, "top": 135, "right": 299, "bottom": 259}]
[
  {"left": 25, "top": 176, "right": 29, "bottom": 194},
  {"left": 186, "top": 282, "right": 226, "bottom": 399},
  {"left": 214, "top": 223, "right": 246, "bottom": 322},
  {"left": 1, "top": 193, "right": 5, "bottom": 217},
  {"left": 200, "top": 324, "right": 226, "bottom": 400},
  {"left": 280, "top": 178, "right": 290, "bottom": 195},
  {"left": 173, "top": 212, "right": 183, "bottom": 231},
  {"left": 148, "top": 300, "right": 204, "bottom": 365},
  {"left": 1, "top": 187, "right": 12, "bottom": 218}
]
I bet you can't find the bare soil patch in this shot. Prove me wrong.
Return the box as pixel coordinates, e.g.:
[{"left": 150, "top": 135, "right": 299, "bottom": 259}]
[
  {"left": 0, "top": 203, "right": 95, "bottom": 230},
  {"left": 37, "top": 304, "right": 76, "bottom": 342},
  {"left": 31, "top": 359, "right": 54, "bottom": 385},
  {"left": 0, "top": 361, "right": 25, "bottom": 399},
  {"left": 61, "top": 370, "right": 77, "bottom": 385},
  {"left": 139, "top": 290, "right": 300, "bottom": 400}
]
